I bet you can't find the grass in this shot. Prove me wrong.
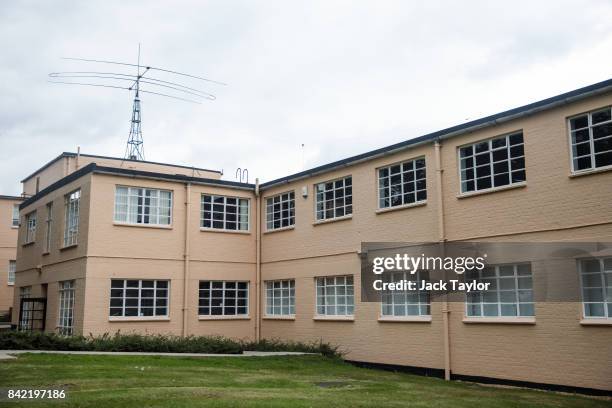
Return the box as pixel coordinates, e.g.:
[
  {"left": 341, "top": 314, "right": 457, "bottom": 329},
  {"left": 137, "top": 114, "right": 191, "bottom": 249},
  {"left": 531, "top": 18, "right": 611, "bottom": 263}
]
[{"left": 0, "top": 354, "right": 609, "bottom": 407}]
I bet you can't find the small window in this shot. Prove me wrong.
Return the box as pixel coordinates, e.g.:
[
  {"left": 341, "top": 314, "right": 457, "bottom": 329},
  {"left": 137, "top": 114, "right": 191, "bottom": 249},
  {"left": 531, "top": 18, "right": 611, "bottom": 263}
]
[
  {"left": 58, "top": 280, "right": 75, "bottom": 335},
  {"left": 198, "top": 281, "right": 249, "bottom": 316},
  {"left": 569, "top": 107, "right": 612, "bottom": 172},
  {"left": 316, "top": 275, "right": 354, "bottom": 316},
  {"left": 579, "top": 258, "right": 611, "bottom": 319},
  {"left": 24, "top": 211, "right": 36, "bottom": 244},
  {"left": 315, "top": 176, "right": 352, "bottom": 221},
  {"left": 265, "top": 280, "right": 295, "bottom": 316},
  {"left": 12, "top": 204, "right": 19, "bottom": 227},
  {"left": 64, "top": 190, "right": 80, "bottom": 247},
  {"left": 114, "top": 186, "right": 172, "bottom": 226},
  {"left": 459, "top": 132, "right": 525, "bottom": 193},
  {"left": 109, "top": 279, "right": 169, "bottom": 317},
  {"left": 378, "top": 158, "right": 426, "bottom": 209},
  {"left": 201, "top": 195, "right": 249, "bottom": 231},
  {"left": 7, "top": 260, "right": 16, "bottom": 285},
  {"left": 465, "top": 264, "right": 534, "bottom": 317},
  {"left": 381, "top": 271, "right": 430, "bottom": 317},
  {"left": 266, "top": 192, "right": 295, "bottom": 230}
]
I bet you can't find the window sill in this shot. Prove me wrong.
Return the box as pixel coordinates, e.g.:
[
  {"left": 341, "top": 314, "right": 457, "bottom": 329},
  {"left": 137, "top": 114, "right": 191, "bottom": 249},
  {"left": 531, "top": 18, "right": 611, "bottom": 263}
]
[
  {"left": 109, "top": 316, "right": 170, "bottom": 322},
  {"left": 263, "top": 225, "right": 295, "bottom": 234},
  {"left": 313, "top": 214, "right": 352, "bottom": 226},
  {"left": 376, "top": 201, "right": 426, "bottom": 214},
  {"left": 198, "top": 315, "right": 250, "bottom": 321},
  {"left": 457, "top": 182, "right": 526, "bottom": 199},
  {"left": 378, "top": 315, "right": 432, "bottom": 323},
  {"left": 313, "top": 315, "right": 354, "bottom": 322},
  {"left": 7, "top": 283, "right": 14, "bottom": 286},
  {"left": 462, "top": 317, "right": 535, "bottom": 325},
  {"left": 263, "top": 315, "right": 296, "bottom": 320},
  {"left": 580, "top": 318, "right": 612, "bottom": 326},
  {"left": 199, "top": 228, "right": 251, "bottom": 235},
  {"left": 60, "top": 244, "right": 78, "bottom": 251},
  {"left": 22, "top": 241, "right": 34, "bottom": 247},
  {"left": 569, "top": 165, "right": 612, "bottom": 178},
  {"left": 42, "top": 252, "right": 50, "bottom": 256},
  {"left": 113, "top": 222, "right": 173, "bottom": 230},
  {"left": 11, "top": 226, "right": 19, "bottom": 229}
]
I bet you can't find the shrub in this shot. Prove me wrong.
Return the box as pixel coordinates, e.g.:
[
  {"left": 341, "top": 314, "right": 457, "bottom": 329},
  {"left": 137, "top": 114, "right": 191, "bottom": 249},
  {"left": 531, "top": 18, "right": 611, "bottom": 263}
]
[{"left": 241, "top": 338, "right": 343, "bottom": 358}]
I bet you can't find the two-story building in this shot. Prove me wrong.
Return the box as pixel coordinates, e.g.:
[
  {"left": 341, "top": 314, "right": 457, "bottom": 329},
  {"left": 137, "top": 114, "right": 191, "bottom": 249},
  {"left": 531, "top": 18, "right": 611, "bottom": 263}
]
[{"left": 0, "top": 195, "right": 22, "bottom": 320}]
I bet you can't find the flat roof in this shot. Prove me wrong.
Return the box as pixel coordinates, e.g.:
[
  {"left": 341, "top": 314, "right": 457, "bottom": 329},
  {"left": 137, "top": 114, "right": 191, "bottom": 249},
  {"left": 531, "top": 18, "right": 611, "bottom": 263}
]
[{"left": 0, "top": 195, "right": 23, "bottom": 201}]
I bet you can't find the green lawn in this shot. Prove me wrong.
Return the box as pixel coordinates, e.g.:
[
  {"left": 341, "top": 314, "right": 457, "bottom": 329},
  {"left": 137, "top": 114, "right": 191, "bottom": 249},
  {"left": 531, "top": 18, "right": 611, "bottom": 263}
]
[{"left": 0, "top": 354, "right": 609, "bottom": 407}]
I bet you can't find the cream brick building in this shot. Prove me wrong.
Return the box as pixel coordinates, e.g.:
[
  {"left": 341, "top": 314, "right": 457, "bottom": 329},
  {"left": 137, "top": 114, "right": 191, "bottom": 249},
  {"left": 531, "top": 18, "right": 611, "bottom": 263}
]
[
  {"left": 11, "top": 79, "right": 612, "bottom": 393},
  {"left": 0, "top": 196, "right": 22, "bottom": 316}
]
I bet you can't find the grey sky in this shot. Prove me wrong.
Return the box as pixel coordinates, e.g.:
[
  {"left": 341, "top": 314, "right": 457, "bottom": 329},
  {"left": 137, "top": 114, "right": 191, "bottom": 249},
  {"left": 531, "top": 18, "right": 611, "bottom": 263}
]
[{"left": 1, "top": 0, "right": 612, "bottom": 195}]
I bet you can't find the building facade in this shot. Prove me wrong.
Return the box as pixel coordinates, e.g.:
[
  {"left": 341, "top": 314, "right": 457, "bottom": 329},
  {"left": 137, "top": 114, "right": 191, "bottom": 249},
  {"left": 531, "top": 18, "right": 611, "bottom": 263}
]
[
  {"left": 0, "top": 196, "right": 22, "bottom": 317},
  {"left": 11, "top": 79, "right": 612, "bottom": 392}
]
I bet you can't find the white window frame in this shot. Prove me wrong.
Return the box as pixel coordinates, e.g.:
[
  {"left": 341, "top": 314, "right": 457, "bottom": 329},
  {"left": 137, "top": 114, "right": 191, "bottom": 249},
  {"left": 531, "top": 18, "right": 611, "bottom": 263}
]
[
  {"left": 265, "top": 191, "right": 295, "bottom": 231},
  {"left": 114, "top": 186, "right": 173, "bottom": 226},
  {"left": 109, "top": 279, "right": 170, "bottom": 318},
  {"left": 568, "top": 106, "right": 612, "bottom": 173},
  {"left": 198, "top": 281, "right": 249, "bottom": 316},
  {"left": 381, "top": 271, "right": 430, "bottom": 317},
  {"left": 579, "top": 258, "right": 611, "bottom": 319},
  {"left": 18, "top": 286, "right": 32, "bottom": 331},
  {"left": 458, "top": 132, "right": 526, "bottom": 194},
  {"left": 315, "top": 176, "right": 353, "bottom": 221},
  {"left": 24, "top": 211, "right": 36, "bottom": 244},
  {"left": 265, "top": 279, "right": 295, "bottom": 316},
  {"left": 58, "top": 280, "right": 75, "bottom": 335},
  {"left": 7, "top": 260, "right": 16, "bottom": 286},
  {"left": 44, "top": 202, "right": 53, "bottom": 253},
  {"left": 63, "top": 189, "right": 80, "bottom": 247},
  {"left": 377, "top": 157, "right": 427, "bottom": 209},
  {"left": 465, "top": 263, "right": 534, "bottom": 318},
  {"left": 315, "top": 275, "right": 354, "bottom": 316},
  {"left": 200, "top": 194, "right": 250, "bottom": 232},
  {"left": 12, "top": 204, "right": 19, "bottom": 227}
]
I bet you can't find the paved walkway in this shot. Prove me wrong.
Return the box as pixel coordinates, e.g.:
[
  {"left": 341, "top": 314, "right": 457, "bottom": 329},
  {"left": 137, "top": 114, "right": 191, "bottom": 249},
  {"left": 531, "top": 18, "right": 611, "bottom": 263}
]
[{"left": 0, "top": 350, "right": 313, "bottom": 360}]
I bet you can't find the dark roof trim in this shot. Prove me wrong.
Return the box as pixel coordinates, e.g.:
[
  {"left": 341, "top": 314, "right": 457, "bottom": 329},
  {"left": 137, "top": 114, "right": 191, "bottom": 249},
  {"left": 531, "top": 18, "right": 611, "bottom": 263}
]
[
  {"left": 20, "top": 163, "right": 254, "bottom": 210},
  {"left": 21, "top": 152, "right": 222, "bottom": 183},
  {"left": 0, "top": 195, "right": 23, "bottom": 201},
  {"left": 260, "top": 77, "right": 612, "bottom": 190}
]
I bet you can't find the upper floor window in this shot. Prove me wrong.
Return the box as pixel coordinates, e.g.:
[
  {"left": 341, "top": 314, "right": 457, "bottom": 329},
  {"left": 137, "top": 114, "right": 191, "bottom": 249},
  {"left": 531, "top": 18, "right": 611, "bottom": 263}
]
[
  {"left": 7, "top": 260, "right": 16, "bottom": 285},
  {"left": 316, "top": 275, "right": 354, "bottom": 316},
  {"left": 265, "top": 279, "right": 295, "bottom": 316},
  {"left": 315, "top": 176, "right": 352, "bottom": 221},
  {"left": 381, "top": 271, "right": 430, "bottom": 317},
  {"left": 114, "top": 186, "right": 172, "bottom": 226},
  {"left": 201, "top": 195, "right": 249, "bottom": 231},
  {"left": 459, "top": 132, "right": 525, "bottom": 193},
  {"left": 579, "top": 258, "right": 611, "bottom": 319},
  {"left": 12, "top": 204, "right": 19, "bottom": 227},
  {"left": 266, "top": 192, "right": 295, "bottom": 230},
  {"left": 110, "top": 279, "right": 169, "bottom": 317},
  {"left": 378, "top": 158, "right": 426, "bottom": 209},
  {"left": 63, "top": 190, "right": 80, "bottom": 247},
  {"left": 24, "top": 211, "right": 36, "bottom": 244},
  {"left": 44, "top": 202, "right": 53, "bottom": 253},
  {"left": 569, "top": 107, "right": 612, "bottom": 172}
]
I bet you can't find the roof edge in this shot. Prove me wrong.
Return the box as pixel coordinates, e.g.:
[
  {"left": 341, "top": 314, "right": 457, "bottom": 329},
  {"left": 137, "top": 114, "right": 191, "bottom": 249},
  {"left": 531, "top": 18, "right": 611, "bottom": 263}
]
[{"left": 0, "top": 195, "right": 24, "bottom": 201}]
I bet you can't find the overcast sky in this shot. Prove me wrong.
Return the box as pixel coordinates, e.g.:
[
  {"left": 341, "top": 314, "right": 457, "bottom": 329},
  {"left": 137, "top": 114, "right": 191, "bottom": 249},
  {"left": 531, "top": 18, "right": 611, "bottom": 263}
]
[{"left": 1, "top": 1, "right": 612, "bottom": 195}]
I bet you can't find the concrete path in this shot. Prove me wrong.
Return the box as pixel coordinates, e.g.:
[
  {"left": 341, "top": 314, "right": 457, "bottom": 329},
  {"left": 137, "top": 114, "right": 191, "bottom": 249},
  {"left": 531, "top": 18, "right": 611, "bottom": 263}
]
[{"left": 0, "top": 350, "right": 313, "bottom": 360}]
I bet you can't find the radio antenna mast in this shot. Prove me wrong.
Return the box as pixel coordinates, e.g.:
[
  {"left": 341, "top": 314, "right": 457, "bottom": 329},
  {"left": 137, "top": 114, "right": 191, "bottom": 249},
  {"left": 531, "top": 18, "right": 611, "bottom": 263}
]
[{"left": 49, "top": 44, "right": 225, "bottom": 161}]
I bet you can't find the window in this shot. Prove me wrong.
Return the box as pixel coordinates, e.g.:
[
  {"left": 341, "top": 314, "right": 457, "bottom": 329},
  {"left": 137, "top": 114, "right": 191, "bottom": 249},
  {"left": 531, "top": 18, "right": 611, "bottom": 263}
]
[
  {"left": 18, "top": 286, "right": 32, "bottom": 331},
  {"left": 316, "top": 276, "right": 354, "bottom": 316},
  {"left": 114, "top": 186, "right": 172, "bottom": 226},
  {"left": 109, "top": 280, "right": 169, "bottom": 317},
  {"left": 378, "top": 158, "right": 426, "bottom": 209},
  {"left": 7, "top": 260, "right": 16, "bottom": 285},
  {"left": 63, "top": 190, "right": 80, "bottom": 247},
  {"left": 459, "top": 132, "right": 525, "bottom": 193},
  {"left": 266, "top": 192, "right": 295, "bottom": 230},
  {"left": 58, "top": 280, "right": 75, "bottom": 335},
  {"left": 24, "top": 211, "right": 36, "bottom": 244},
  {"left": 44, "top": 202, "right": 53, "bottom": 252},
  {"left": 265, "top": 280, "right": 295, "bottom": 316},
  {"left": 315, "top": 176, "right": 352, "bottom": 221},
  {"left": 579, "top": 258, "right": 611, "bottom": 319},
  {"left": 569, "top": 107, "right": 612, "bottom": 172},
  {"left": 381, "top": 271, "right": 430, "bottom": 317},
  {"left": 198, "top": 281, "right": 249, "bottom": 316},
  {"left": 466, "top": 264, "right": 534, "bottom": 317},
  {"left": 12, "top": 204, "right": 19, "bottom": 227},
  {"left": 201, "top": 195, "right": 249, "bottom": 231}
]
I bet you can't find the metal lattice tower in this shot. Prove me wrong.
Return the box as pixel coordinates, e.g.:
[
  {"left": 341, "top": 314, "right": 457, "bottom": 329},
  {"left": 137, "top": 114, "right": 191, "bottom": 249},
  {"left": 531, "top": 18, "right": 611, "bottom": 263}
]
[{"left": 126, "top": 45, "right": 146, "bottom": 160}]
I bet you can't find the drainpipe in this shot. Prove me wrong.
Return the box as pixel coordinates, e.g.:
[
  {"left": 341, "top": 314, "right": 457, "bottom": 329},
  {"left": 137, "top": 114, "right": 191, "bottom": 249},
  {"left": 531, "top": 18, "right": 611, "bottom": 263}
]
[
  {"left": 434, "top": 140, "right": 451, "bottom": 381},
  {"left": 182, "top": 182, "right": 191, "bottom": 337},
  {"left": 76, "top": 146, "right": 81, "bottom": 170},
  {"left": 254, "top": 178, "right": 262, "bottom": 342}
]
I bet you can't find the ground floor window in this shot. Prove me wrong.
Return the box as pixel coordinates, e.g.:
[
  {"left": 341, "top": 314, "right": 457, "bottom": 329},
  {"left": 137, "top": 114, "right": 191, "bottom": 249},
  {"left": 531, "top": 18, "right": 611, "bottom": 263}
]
[
  {"left": 381, "top": 271, "right": 430, "bottom": 317},
  {"left": 579, "top": 258, "right": 611, "bottom": 318},
  {"left": 18, "top": 286, "right": 32, "bottom": 330},
  {"left": 465, "top": 264, "right": 534, "bottom": 317},
  {"left": 199, "top": 281, "right": 249, "bottom": 316},
  {"left": 265, "top": 280, "right": 295, "bottom": 316},
  {"left": 58, "top": 280, "right": 75, "bottom": 335},
  {"left": 316, "top": 275, "right": 354, "bottom": 316},
  {"left": 109, "top": 280, "right": 169, "bottom": 317}
]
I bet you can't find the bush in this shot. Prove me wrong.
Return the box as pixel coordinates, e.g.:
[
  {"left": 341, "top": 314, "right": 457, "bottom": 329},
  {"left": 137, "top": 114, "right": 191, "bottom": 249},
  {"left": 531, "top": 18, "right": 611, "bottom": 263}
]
[{"left": 241, "top": 338, "right": 343, "bottom": 358}]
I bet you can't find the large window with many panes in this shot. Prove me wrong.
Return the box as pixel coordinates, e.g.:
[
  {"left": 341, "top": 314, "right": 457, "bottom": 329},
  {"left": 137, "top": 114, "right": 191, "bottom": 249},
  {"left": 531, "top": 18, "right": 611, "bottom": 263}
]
[
  {"left": 579, "top": 258, "right": 611, "bottom": 319},
  {"left": 109, "top": 279, "right": 169, "bottom": 317},
  {"left": 459, "top": 132, "right": 525, "bottom": 193},
  {"left": 266, "top": 192, "right": 295, "bottom": 230},
  {"left": 63, "top": 189, "right": 80, "bottom": 247},
  {"left": 265, "top": 280, "right": 295, "bottom": 316},
  {"left": 316, "top": 275, "right": 354, "bottom": 316},
  {"left": 378, "top": 158, "right": 426, "bottom": 209},
  {"left": 201, "top": 195, "right": 249, "bottom": 232},
  {"left": 114, "top": 186, "right": 172, "bottom": 226},
  {"left": 58, "top": 280, "right": 75, "bottom": 335},
  {"left": 569, "top": 107, "right": 612, "bottom": 172},
  {"left": 381, "top": 271, "right": 430, "bottom": 317},
  {"left": 7, "top": 260, "right": 16, "bottom": 286},
  {"left": 315, "top": 176, "right": 352, "bottom": 221},
  {"left": 198, "top": 281, "right": 249, "bottom": 316},
  {"left": 24, "top": 211, "right": 36, "bottom": 244}
]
